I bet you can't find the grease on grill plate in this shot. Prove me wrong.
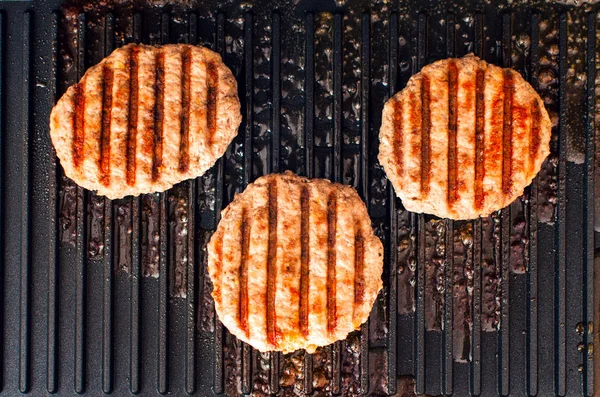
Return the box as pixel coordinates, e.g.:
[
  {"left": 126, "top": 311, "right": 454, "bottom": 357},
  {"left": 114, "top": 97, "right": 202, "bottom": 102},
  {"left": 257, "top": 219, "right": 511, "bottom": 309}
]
[{"left": 47, "top": 2, "right": 599, "bottom": 397}]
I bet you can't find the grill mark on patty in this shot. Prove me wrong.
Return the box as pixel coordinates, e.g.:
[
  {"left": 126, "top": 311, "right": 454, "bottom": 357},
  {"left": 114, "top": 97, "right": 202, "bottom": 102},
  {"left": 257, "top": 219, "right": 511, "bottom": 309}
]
[
  {"left": 299, "top": 186, "right": 310, "bottom": 338},
  {"left": 179, "top": 47, "right": 192, "bottom": 173},
  {"left": 421, "top": 75, "right": 431, "bottom": 196},
  {"left": 326, "top": 191, "right": 337, "bottom": 336},
  {"left": 393, "top": 98, "right": 404, "bottom": 181},
  {"left": 447, "top": 61, "right": 458, "bottom": 207},
  {"left": 213, "top": 229, "right": 224, "bottom": 307},
  {"left": 474, "top": 68, "right": 486, "bottom": 211},
  {"left": 530, "top": 100, "right": 542, "bottom": 176},
  {"left": 73, "top": 82, "right": 86, "bottom": 171},
  {"left": 126, "top": 47, "right": 139, "bottom": 186},
  {"left": 239, "top": 207, "right": 250, "bottom": 337},
  {"left": 206, "top": 61, "right": 219, "bottom": 147},
  {"left": 100, "top": 64, "right": 114, "bottom": 186},
  {"left": 152, "top": 51, "right": 165, "bottom": 182},
  {"left": 266, "top": 181, "right": 278, "bottom": 346},
  {"left": 353, "top": 221, "right": 364, "bottom": 322},
  {"left": 502, "top": 70, "right": 514, "bottom": 195}
]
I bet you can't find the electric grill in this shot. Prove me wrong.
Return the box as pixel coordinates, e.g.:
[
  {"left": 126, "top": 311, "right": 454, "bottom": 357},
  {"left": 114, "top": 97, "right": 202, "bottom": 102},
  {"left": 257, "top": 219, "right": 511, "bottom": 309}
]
[{"left": 0, "top": 0, "right": 597, "bottom": 395}]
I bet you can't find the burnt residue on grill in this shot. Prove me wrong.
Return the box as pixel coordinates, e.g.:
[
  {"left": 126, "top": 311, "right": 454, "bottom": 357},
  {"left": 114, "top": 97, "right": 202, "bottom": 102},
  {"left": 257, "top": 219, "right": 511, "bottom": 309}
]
[
  {"left": 57, "top": 9, "right": 82, "bottom": 245},
  {"left": 197, "top": 229, "right": 216, "bottom": 333},
  {"left": 141, "top": 194, "right": 160, "bottom": 277},
  {"left": 368, "top": 256, "right": 389, "bottom": 344},
  {"left": 88, "top": 194, "right": 105, "bottom": 259},
  {"left": 313, "top": 12, "right": 334, "bottom": 154},
  {"left": 564, "top": 9, "right": 590, "bottom": 166},
  {"left": 59, "top": 174, "right": 79, "bottom": 243},
  {"left": 311, "top": 346, "right": 333, "bottom": 393},
  {"left": 114, "top": 199, "right": 133, "bottom": 272},
  {"left": 481, "top": 213, "right": 501, "bottom": 331},
  {"left": 453, "top": 221, "right": 474, "bottom": 362},
  {"left": 510, "top": 207, "right": 527, "bottom": 274},
  {"left": 536, "top": 15, "right": 561, "bottom": 224},
  {"left": 596, "top": 12, "right": 600, "bottom": 232},
  {"left": 224, "top": 333, "right": 243, "bottom": 397},
  {"left": 279, "top": 351, "right": 305, "bottom": 395},
  {"left": 279, "top": 13, "right": 305, "bottom": 176},
  {"left": 396, "top": 209, "right": 416, "bottom": 314},
  {"left": 250, "top": 351, "right": 271, "bottom": 395},
  {"left": 424, "top": 218, "right": 445, "bottom": 331},
  {"left": 506, "top": 14, "right": 530, "bottom": 274},
  {"left": 223, "top": 15, "right": 246, "bottom": 204},
  {"left": 341, "top": 11, "right": 362, "bottom": 189},
  {"left": 367, "top": 3, "right": 391, "bottom": 217},
  {"left": 340, "top": 334, "right": 361, "bottom": 395},
  {"left": 341, "top": 11, "right": 362, "bottom": 148},
  {"left": 196, "top": 172, "right": 218, "bottom": 332},
  {"left": 251, "top": 19, "right": 273, "bottom": 179},
  {"left": 312, "top": 12, "right": 335, "bottom": 180},
  {"left": 168, "top": 184, "right": 189, "bottom": 298},
  {"left": 368, "top": 348, "right": 389, "bottom": 395}
]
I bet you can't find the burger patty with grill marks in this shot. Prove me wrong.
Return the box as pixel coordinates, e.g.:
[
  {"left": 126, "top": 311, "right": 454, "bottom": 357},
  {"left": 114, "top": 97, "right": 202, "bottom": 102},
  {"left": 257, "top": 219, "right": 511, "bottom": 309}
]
[
  {"left": 379, "top": 55, "right": 551, "bottom": 220},
  {"left": 208, "top": 172, "right": 384, "bottom": 353},
  {"left": 50, "top": 43, "right": 241, "bottom": 199}
]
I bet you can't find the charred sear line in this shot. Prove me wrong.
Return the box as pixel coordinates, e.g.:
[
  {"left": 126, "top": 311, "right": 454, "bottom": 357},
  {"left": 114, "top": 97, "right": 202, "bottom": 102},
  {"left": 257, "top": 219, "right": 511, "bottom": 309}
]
[
  {"left": 266, "top": 181, "right": 278, "bottom": 346},
  {"left": 421, "top": 75, "right": 431, "bottom": 195},
  {"left": 353, "top": 222, "right": 365, "bottom": 322},
  {"left": 206, "top": 61, "right": 219, "bottom": 147},
  {"left": 179, "top": 47, "right": 192, "bottom": 173},
  {"left": 73, "top": 82, "right": 86, "bottom": 170},
  {"left": 213, "top": 230, "right": 224, "bottom": 307},
  {"left": 326, "top": 191, "right": 337, "bottom": 336},
  {"left": 393, "top": 98, "right": 404, "bottom": 181},
  {"left": 100, "top": 64, "right": 114, "bottom": 187},
  {"left": 239, "top": 208, "right": 250, "bottom": 337},
  {"left": 152, "top": 51, "right": 166, "bottom": 182},
  {"left": 447, "top": 61, "right": 458, "bottom": 207},
  {"left": 474, "top": 68, "right": 485, "bottom": 210},
  {"left": 502, "top": 70, "right": 514, "bottom": 195},
  {"left": 299, "top": 186, "right": 310, "bottom": 338},
  {"left": 126, "top": 47, "right": 140, "bottom": 186},
  {"left": 530, "top": 100, "right": 542, "bottom": 176}
]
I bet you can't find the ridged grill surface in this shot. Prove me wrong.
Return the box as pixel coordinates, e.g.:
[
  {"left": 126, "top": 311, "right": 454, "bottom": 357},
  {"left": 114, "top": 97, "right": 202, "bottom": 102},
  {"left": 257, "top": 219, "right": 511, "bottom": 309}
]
[{"left": 0, "top": 0, "right": 597, "bottom": 396}]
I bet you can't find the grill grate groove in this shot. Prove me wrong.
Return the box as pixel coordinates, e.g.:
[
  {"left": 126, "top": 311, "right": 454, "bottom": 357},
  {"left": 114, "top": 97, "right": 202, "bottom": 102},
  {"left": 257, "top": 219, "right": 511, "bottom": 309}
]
[
  {"left": 557, "top": 12, "right": 568, "bottom": 396},
  {"left": 584, "top": 11, "right": 597, "bottom": 396},
  {"left": 18, "top": 10, "right": 31, "bottom": 395}
]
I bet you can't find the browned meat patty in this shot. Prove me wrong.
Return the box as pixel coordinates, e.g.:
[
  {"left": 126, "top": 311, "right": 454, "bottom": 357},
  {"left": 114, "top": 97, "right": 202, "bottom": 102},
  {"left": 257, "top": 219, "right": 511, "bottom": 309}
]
[
  {"left": 50, "top": 43, "right": 241, "bottom": 199},
  {"left": 379, "top": 55, "right": 551, "bottom": 220},
  {"left": 208, "top": 172, "right": 383, "bottom": 353}
]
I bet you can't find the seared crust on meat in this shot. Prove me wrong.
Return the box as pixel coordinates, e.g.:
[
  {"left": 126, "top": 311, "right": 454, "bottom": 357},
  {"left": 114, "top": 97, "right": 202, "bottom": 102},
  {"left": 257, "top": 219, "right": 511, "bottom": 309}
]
[
  {"left": 50, "top": 43, "right": 241, "bottom": 199},
  {"left": 379, "top": 55, "right": 551, "bottom": 220},
  {"left": 208, "top": 172, "right": 383, "bottom": 353}
]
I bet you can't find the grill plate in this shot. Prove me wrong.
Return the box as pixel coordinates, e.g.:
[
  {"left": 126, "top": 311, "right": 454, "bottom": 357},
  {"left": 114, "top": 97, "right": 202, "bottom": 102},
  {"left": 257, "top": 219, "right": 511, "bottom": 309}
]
[{"left": 0, "top": 0, "right": 598, "bottom": 395}]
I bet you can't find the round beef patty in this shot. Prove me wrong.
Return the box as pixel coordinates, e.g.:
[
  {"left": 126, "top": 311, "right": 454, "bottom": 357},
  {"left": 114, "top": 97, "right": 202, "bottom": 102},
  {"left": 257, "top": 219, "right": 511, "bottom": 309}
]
[
  {"left": 208, "top": 172, "right": 383, "bottom": 353},
  {"left": 50, "top": 43, "right": 241, "bottom": 199},
  {"left": 379, "top": 55, "right": 551, "bottom": 220}
]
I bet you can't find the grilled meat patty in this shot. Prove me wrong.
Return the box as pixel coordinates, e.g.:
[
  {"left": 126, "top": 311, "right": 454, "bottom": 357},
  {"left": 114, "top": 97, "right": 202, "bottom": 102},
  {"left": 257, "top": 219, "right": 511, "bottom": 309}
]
[
  {"left": 50, "top": 43, "right": 241, "bottom": 199},
  {"left": 379, "top": 55, "right": 551, "bottom": 220},
  {"left": 208, "top": 172, "right": 383, "bottom": 353}
]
